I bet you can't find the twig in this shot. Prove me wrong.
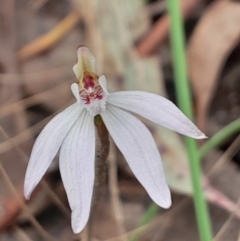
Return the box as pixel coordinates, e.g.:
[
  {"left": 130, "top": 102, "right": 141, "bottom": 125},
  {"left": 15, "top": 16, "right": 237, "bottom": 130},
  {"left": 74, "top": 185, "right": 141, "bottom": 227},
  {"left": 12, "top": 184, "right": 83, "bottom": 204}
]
[
  {"left": 207, "top": 134, "right": 240, "bottom": 177},
  {"left": 108, "top": 141, "right": 127, "bottom": 241},
  {"left": 137, "top": 0, "right": 200, "bottom": 57},
  {"left": 0, "top": 126, "right": 70, "bottom": 218},
  {"left": 104, "top": 224, "right": 148, "bottom": 241},
  {"left": 146, "top": 1, "right": 166, "bottom": 17},
  {"left": 199, "top": 119, "right": 240, "bottom": 158},
  {"left": 0, "top": 78, "right": 73, "bottom": 118},
  {"left": 213, "top": 198, "right": 240, "bottom": 241},
  {"left": 27, "top": 0, "right": 49, "bottom": 12},
  {"left": 0, "top": 0, "right": 28, "bottom": 132},
  {"left": 0, "top": 116, "right": 51, "bottom": 153},
  {"left": 0, "top": 164, "right": 57, "bottom": 241},
  {"left": 80, "top": 225, "right": 89, "bottom": 241},
  {"left": 0, "top": 101, "right": 75, "bottom": 154},
  {"left": 17, "top": 11, "right": 80, "bottom": 61},
  {"left": 0, "top": 65, "right": 72, "bottom": 85},
  {"left": 130, "top": 197, "right": 191, "bottom": 241},
  {"left": 13, "top": 226, "right": 33, "bottom": 241},
  {"left": 151, "top": 198, "right": 190, "bottom": 241},
  {"left": 205, "top": 134, "right": 240, "bottom": 239}
]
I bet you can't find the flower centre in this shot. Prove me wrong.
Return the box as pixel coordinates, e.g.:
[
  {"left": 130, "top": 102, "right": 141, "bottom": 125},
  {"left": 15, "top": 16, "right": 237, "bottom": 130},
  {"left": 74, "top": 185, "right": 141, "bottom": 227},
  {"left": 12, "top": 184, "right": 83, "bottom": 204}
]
[{"left": 79, "top": 72, "right": 103, "bottom": 104}]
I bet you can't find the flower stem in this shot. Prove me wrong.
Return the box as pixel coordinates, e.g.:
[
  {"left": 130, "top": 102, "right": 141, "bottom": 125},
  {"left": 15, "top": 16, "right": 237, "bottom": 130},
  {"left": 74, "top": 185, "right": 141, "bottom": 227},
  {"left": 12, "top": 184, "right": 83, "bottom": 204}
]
[
  {"left": 94, "top": 115, "right": 110, "bottom": 197},
  {"left": 199, "top": 118, "right": 240, "bottom": 158},
  {"left": 166, "top": 1, "right": 212, "bottom": 241}
]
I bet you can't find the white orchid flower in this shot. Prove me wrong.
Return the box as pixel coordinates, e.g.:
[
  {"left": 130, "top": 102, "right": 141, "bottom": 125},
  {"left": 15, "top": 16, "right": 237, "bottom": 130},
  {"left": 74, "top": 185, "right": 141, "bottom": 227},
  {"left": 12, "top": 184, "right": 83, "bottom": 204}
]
[{"left": 24, "top": 46, "right": 206, "bottom": 234}]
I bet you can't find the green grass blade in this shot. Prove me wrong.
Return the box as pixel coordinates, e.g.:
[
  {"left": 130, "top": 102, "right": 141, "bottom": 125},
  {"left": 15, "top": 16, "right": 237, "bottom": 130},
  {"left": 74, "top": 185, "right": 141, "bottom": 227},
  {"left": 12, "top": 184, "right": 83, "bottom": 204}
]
[{"left": 166, "top": 1, "right": 212, "bottom": 240}]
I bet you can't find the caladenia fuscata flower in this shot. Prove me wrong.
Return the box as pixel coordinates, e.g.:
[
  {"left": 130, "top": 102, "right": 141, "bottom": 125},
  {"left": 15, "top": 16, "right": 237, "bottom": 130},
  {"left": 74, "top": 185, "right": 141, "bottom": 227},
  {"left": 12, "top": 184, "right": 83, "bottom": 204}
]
[{"left": 24, "top": 46, "right": 207, "bottom": 234}]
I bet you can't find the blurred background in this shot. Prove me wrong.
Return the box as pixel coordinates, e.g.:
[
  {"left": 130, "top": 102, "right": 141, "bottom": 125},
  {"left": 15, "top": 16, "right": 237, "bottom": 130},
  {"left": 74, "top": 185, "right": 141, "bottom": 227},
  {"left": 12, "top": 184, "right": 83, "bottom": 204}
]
[{"left": 0, "top": 0, "right": 240, "bottom": 240}]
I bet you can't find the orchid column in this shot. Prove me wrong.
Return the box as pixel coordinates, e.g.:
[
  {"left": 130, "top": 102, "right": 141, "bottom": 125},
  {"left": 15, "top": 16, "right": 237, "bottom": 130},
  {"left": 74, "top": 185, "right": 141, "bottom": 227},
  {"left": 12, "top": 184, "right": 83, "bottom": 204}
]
[{"left": 166, "top": 1, "right": 213, "bottom": 240}]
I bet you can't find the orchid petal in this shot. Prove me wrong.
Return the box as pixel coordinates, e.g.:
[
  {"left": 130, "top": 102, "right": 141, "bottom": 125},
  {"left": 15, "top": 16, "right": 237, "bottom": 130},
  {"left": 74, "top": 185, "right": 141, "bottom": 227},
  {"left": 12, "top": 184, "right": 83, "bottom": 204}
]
[
  {"left": 59, "top": 110, "right": 95, "bottom": 234},
  {"left": 73, "top": 46, "right": 96, "bottom": 79},
  {"left": 24, "top": 103, "right": 83, "bottom": 199},
  {"left": 101, "top": 105, "right": 171, "bottom": 208},
  {"left": 99, "top": 75, "right": 109, "bottom": 95},
  {"left": 107, "top": 91, "right": 206, "bottom": 139},
  {"left": 71, "top": 83, "right": 80, "bottom": 103}
]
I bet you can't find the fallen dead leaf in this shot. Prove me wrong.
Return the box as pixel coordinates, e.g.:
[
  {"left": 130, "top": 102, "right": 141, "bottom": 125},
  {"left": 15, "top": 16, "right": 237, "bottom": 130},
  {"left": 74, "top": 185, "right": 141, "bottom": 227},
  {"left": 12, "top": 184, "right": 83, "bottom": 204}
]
[{"left": 187, "top": 0, "right": 240, "bottom": 131}]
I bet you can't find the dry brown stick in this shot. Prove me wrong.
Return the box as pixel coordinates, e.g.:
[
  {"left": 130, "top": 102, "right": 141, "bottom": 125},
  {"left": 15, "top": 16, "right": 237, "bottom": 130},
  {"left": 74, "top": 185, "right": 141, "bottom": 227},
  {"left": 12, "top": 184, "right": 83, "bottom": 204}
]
[
  {"left": 213, "top": 198, "right": 240, "bottom": 241},
  {"left": 80, "top": 226, "right": 89, "bottom": 241},
  {"left": 0, "top": 0, "right": 28, "bottom": 133},
  {"left": 104, "top": 197, "right": 190, "bottom": 241},
  {"left": 205, "top": 135, "right": 240, "bottom": 241},
  {"left": 0, "top": 78, "right": 73, "bottom": 118},
  {"left": 17, "top": 11, "right": 80, "bottom": 61},
  {"left": 104, "top": 224, "right": 148, "bottom": 241},
  {"left": 137, "top": 0, "right": 200, "bottom": 57},
  {"left": 0, "top": 116, "right": 51, "bottom": 153},
  {"left": 14, "top": 226, "right": 33, "bottom": 241},
  {"left": 108, "top": 141, "right": 127, "bottom": 241},
  {"left": 0, "top": 100, "right": 75, "bottom": 154},
  {"left": 27, "top": 0, "right": 49, "bottom": 12},
  {"left": 0, "top": 164, "right": 57, "bottom": 241},
  {"left": 207, "top": 134, "right": 240, "bottom": 177},
  {"left": 0, "top": 124, "right": 71, "bottom": 219},
  {"left": 40, "top": 182, "right": 71, "bottom": 218},
  {"left": 0, "top": 65, "right": 72, "bottom": 86},
  {"left": 151, "top": 198, "right": 191, "bottom": 241},
  {"left": 146, "top": 1, "right": 166, "bottom": 17}
]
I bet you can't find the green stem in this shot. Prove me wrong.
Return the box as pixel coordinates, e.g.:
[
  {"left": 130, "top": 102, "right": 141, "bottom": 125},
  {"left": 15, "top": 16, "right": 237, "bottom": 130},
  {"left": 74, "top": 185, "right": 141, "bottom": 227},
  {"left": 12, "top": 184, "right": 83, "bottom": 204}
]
[
  {"left": 137, "top": 203, "right": 159, "bottom": 226},
  {"left": 199, "top": 118, "right": 240, "bottom": 158},
  {"left": 166, "top": 1, "right": 212, "bottom": 241}
]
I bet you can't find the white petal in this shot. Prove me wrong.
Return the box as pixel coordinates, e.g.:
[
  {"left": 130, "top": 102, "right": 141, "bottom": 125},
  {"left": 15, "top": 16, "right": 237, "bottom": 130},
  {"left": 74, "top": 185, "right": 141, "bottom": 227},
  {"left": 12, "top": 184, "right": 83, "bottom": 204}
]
[
  {"left": 24, "top": 103, "right": 83, "bottom": 199},
  {"left": 59, "top": 110, "right": 95, "bottom": 234},
  {"left": 73, "top": 46, "right": 96, "bottom": 79},
  {"left": 107, "top": 91, "right": 206, "bottom": 139},
  {"left": 101, "top": 105, "right": 171, "bottom": 208},
  {"left": 98, "top": 75, "right": 109, "bottom": 95},
  {"left": 71, "top": 83, "right": 80, "bottom": 103}
]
